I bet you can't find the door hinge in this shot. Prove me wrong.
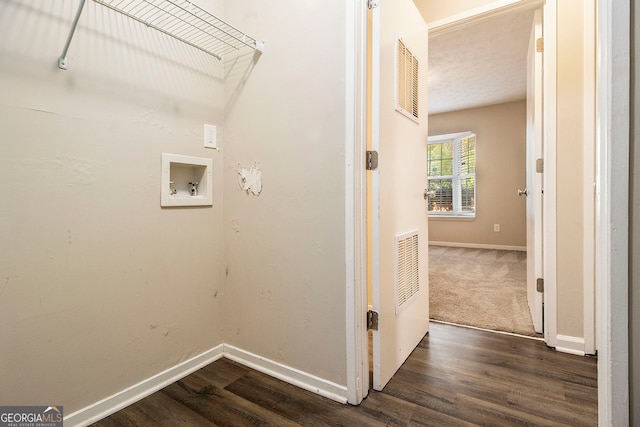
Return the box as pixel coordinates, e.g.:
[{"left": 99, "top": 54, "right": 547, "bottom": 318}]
[
  {"left": 536, "top": 278, "right": 544, "bottom": 293},
  {"left": 366, "top": 150, "right": 379, "bottom": 171},
  {"left": 536, "top": 158, "right": 544, "bottom": 173},
  {"left": 367, "top": 310, "right": 379, "bottom": 330},
  {"left": 368, "top": 0, "right": 380, "bottom": 9},
  {"left": 536, "top": 37, "right": 544, "bottom": 53}
]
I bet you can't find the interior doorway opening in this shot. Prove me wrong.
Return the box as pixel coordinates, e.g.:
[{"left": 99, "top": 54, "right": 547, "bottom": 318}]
[{"left": 426, "top": 6, "right": 542, "bottom": 339}]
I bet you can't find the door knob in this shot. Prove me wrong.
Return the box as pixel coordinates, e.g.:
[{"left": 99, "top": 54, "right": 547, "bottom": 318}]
[
  {"left": 518, "top": 188, "right": 529, "bottom": 197},
  {"left": 424, "top": 189, "right": 435, "bottom": 200}
]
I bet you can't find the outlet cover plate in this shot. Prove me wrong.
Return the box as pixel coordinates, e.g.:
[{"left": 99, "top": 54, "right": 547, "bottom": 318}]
[{"left": 204, "top": 124, "right": 217, "bottom": 149}]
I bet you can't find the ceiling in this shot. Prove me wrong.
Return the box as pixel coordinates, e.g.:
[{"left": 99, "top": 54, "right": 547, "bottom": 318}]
[{"left": 428, "top": 8, "right": 536, "bottom": 115}]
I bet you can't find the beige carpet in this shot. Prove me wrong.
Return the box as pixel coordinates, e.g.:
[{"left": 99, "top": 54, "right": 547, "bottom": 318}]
[{"left": 429, "top": 245, "right": 538, "bottom": 337}]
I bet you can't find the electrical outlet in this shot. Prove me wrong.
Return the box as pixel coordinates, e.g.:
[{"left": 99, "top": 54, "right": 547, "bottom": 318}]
[
  {"left": 204, "top": 124, "right": 217, "bottom": 149},
  {"left": 493, "top": 224, "right": 500, "bottom": 232}
]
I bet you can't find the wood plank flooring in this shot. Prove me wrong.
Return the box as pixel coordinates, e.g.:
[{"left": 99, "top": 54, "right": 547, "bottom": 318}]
[{"left": 92, "top": 322, "right": 597, "bottom": 426}]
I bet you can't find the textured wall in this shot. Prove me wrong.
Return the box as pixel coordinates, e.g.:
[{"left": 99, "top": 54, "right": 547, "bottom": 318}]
[
  {"left": 0, "top": 0, "right": 226, "bottom": 414},
  {"left": 221, "top": 1, "right": 348, "bottom": 386}
]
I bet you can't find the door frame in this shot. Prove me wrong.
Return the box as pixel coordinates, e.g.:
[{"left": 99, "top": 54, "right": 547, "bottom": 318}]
[
  {"left": 595, "top": 0, "right": 630, "bottom": 423},
  {"left": 427, "top": 0, "right": 556, "bottom": 346},
  {"left": 345, "top": 0, "right": 369, "bottom": 406},
  {"left": 346, "top": 0, "right": 431, "bottom": 403},
  {"left": 582, "top": 0, "right": 597, "bottom": 356},
  {"left": 541, "top": 0, "right": 558, "bottom": 348},
  {"left": 526, "top": 7, "right": 544, "bottom": 334}
]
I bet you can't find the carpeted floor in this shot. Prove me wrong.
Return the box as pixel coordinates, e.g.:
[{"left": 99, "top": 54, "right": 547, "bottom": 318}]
[{"left": 429, "top": 245, "right": 538, "bottom": 337}]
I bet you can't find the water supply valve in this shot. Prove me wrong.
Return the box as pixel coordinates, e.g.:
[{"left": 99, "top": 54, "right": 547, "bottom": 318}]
[{"left": 188, "top": 181, "right": 199, "bottom": 196}]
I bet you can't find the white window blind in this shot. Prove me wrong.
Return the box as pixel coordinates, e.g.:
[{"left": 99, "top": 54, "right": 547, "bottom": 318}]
[{"left": 427, "top": 132, "right": 476, "bottom": 217}]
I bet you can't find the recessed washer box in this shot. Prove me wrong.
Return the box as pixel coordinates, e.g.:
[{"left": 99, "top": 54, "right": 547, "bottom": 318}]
[{"left": 161, "top": 153, "right": 213, "bottom": 207}]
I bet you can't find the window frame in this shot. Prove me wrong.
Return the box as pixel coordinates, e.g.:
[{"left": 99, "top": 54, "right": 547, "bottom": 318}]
[{"left": 427, "top": 131, "right": 476, "bottom": 218}]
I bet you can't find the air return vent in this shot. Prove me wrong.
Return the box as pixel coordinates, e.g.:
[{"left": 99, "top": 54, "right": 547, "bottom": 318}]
[
  {"left": 396, "top": 38, "right": 419, "bottom": 122},
  {"left": 395, "top": 230, "right": 420, "bottom": 313}
]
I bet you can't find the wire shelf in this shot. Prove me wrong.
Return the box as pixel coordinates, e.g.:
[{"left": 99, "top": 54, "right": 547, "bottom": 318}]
[{"left": 59, "top": 0, "right": 263, "bottom": 69}]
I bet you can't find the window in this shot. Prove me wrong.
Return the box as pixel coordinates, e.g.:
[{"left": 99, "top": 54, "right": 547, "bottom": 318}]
[
  {"left": 427, "top": 132, "right": 476, "bottom": 217},
  {"left": 396, "top": 38, "right": 419, "bottom": 121}
]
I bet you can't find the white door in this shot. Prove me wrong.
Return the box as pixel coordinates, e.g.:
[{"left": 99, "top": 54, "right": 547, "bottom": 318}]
[
  {"left": 525, "top": 9, "right": 544, "bottom": 334},
  {"left": 369, "top": 0, "right": 430, "bottom": 390}
]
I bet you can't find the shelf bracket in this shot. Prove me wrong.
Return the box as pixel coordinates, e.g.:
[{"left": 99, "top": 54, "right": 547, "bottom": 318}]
[{"left": 58, "top": 0, "right": 87, "bottom": 70}]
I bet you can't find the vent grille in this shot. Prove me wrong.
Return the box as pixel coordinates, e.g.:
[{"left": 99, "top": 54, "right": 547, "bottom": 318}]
[
  {"left": 396, "top": 39, "right": 419, "bottom": 120},
  {"left": 395, "top": 230, "right": 420, "bottom": 312}
]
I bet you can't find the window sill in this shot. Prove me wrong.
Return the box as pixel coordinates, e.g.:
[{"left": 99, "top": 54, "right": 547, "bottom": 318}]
[{"left": 428, "top": 215, "right": 476, "bottom": 221}]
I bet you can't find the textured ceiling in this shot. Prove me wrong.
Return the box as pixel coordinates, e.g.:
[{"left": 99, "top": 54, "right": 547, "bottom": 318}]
[{"left": 428, "top": 9, "right": 535, "bottom": 115}]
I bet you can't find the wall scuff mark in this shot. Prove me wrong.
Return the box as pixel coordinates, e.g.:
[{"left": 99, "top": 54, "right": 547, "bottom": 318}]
[
  {"left": 237, "top": 163, "right": 262, "bottom": 196},
  {"left": 1, "top": 276, "right": 10, "bottom": 297}
]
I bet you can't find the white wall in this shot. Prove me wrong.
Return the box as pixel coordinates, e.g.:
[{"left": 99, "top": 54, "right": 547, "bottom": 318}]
[
  {"left": 0, "top": 0, "right": 225, "bottom": 414},
  {"left": 221, "top": 1, "right": 348, "bottom": 387}
]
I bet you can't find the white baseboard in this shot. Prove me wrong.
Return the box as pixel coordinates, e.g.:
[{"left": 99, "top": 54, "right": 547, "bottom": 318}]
[
  {"left": 223, "top": 344, "right": 348, "bottom": 404},
  {"left": 64, "top": 345, "right": 225, "bottom": 427},
  {"left": 555, "top": 334, "right": 586, "bottom": 356},
  {"left": 429, "top": 241, "right": 527, "bottom": 252},
  {"left": 65, "top": 343, "right": 348, "bottom": 426}
]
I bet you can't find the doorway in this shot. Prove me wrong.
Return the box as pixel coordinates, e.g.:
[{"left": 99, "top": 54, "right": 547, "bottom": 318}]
[
  {"left": 426, "top": 6, "right": 541, "bottom": 338},
  {"left": 348, "top": 0, "right": 622, "bottom": 420},
  {"left": 346, "top": 0, "right": 555, "bottom": 407}
]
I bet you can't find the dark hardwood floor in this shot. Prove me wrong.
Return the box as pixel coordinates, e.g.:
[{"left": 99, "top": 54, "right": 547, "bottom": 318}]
[{"left": 92, "top": 322, "right": 597, "bottom": 426}]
